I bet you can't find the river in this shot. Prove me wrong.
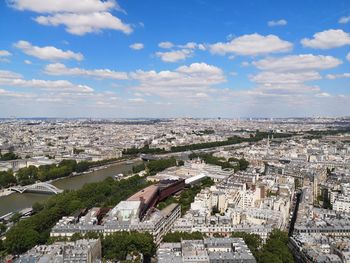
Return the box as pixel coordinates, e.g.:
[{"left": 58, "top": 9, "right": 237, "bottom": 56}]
[{"left": 0, "top": 160, "right": 140, "bottom": 217}]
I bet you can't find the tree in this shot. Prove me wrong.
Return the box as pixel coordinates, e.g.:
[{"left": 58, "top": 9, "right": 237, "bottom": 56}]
[
  {"left": 102, "top": 232, "right": 156, "bottom": 261},
  {"left": 231, "top": 232, "right": 262, "bottom": 257},
  {"left": 162, "top": 231, "right": 204, "bottom": 242},
  {"left": 32, "top": 202, "right": 44, "bottom": 214},
  {"left": 0, "top": 152, "right": 19, "bottom": 161},
  {"left": 0, "top": 223, "right": 6, "bottom": 234},
  {"left": 17, "top": 166, "right": 38, "bottom": 185},
  {"left": 5, "top": 226, "right": 40, "bottom": 254},
  {"left": 0, "top": 171, "right": 17, "bottom": 188},
  {"left": 257, "top": 230, "right": 294, "bottom": 263},
  {"left": 10, "top": 212, "right": 22, "bottom": 223}
]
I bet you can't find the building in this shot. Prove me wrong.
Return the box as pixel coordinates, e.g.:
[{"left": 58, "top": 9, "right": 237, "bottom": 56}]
[
  {"left": 15, "top": 239, "right": 101, "bottom": 263},
  {"left": 157, "top": 237, "right": 256, "bottom": 263}
]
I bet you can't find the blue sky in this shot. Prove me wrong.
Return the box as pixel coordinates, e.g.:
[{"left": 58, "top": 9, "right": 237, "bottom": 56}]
[{"left": 0, "top": 0, "right": 349, "bottom": 118}]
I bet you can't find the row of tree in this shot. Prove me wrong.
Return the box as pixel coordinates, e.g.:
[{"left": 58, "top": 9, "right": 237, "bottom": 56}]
[
  {"left": 0, "top": 157, "right": 123, "bottom": 188},
  {"left": 123, "top": 131, "right": 293, "bottom": 155}
]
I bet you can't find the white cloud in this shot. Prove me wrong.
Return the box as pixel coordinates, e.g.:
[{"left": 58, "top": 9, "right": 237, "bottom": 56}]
[
  {"left": 0, "top": 78, "right": 93, "bottom": 93},
  {"left": 44, "top": 63, "right": 128, "bottom": 80},
  {"left": 156, "top": 49, "right": 193, "bottom": 62},
  {"left": 326, "top": 73, "right": 350, "bottom": 79},
  {"left": 209, "top": 33, "right": 292, "bottom": 56},
  {"left": 158, "top": 41, "right": 174, "bottom": 49},
  {"left": 129, "top": 43, "right": 144, "bottom": 50},
  {"left": 130, "top": 62, "right": 226, "bottom": 98},
  {"left": 8, "top": 0, "right": 115, "bottom": 13},
  {"left": 14, "top": 40, "right": 83, "bottom": 61},
  {"left": 253, "top": 54, "right": 342, "bottom": 72},
  {"left": 35, "top": 12, "right": 132, "bottom": 36},
  {"left": 301, "top": 29, "right": 350, "bottom": 49},
  {"left": 128, "top": 98, "right": 145, "bottom": 103},
  {"left": 0, "top": 70, "right": 23, "bottom": 79},
  {"left": 24, "top": 60, "right": 32, "bottom": 64},
  {"left": 251, "top": 71, "right": 321, "bottom": 84},
  {"left": 9, "top": 0, "right": 132, "bottom": 36},
  {"left": 0, "top": 50, "right": 12, "bottom": 56},
  {"left": 347, "top": 52, "right": 350, "bottom": 61},
  {"left": 339, "top": 16, "right": 350, "bottom": 24},
  {"left": 268, "top": 19, "right": 287, "bottom": 27}
]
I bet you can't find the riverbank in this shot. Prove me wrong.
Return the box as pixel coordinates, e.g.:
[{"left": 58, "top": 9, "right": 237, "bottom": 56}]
[
  {"left": 0, "top": 189, "right": 14, "bottom": 197},
  {"left": 0, "top": 157, "right": 140, "bottom": 197},
  {"left": 0, "top": 159, "right": 141, "bottom": 217}
]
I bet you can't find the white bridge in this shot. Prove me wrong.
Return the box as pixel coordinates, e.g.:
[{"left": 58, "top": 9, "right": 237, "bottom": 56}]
[{"left": 10, "top": 182, "right": 63, "bottom": 195}]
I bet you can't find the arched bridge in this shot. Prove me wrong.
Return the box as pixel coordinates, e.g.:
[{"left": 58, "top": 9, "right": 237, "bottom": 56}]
[{"left": 10, "top": 182, "right": 63, "bottom": 195}]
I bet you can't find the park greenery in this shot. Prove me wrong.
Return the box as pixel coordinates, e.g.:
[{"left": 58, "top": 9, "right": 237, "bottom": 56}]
[
  {"left": 132, "top": 157, "right": 179, "bottom": 176},
  {"left": 162, "top": 231, "right": 204, "bottom": 242},
  {"left": 157, "top": 177, "right": 214, "bottom": 214},
  {"left": 146, "top": 158, "right": 177, "bottom": 175},
  {"left": 3, "top": 175, "right": 150, "bottom": 255},
  {"left": 305, "top": 127, "right": 350, "bottom": 137},
  {"left": 256, "top": 229, "right": 294, "bottom": 263},
  {"left": 102, "top": 231, "right": 156, "bottom": 261},
  {"left": 123, "top": 131, "right": 293, "bottom": 155},
  {"left": 0, "top": 152, "right": 19, "bottom": 161},
  {"left": 189, "top": 152, "right": 249, "bottom": 171}
]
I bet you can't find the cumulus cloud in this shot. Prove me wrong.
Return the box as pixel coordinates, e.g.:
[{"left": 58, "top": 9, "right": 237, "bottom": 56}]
[
  {"left": 0, "top": 50, "right": 12, "bottom": 56},
  {"left": 9, "top": 0, "right": 132, "bottom": 35},
  {"left": 158, "top": 41, "right": 174, "bottom": 49},
  {"left": 0, "top": 69, "right": 93, "bottom": 93},
  {"left": 14, "top": 40, "right": 83, "bottom": 61},
  {"left": 0, "top": 78, "right": 93, "bottom": 93},
  {"left": 44, "top": 63, "right": 128, "bottom": 80},
  {"left": 130, "top": 62, "right": 226, "bottom": 98},
  {"left": 155, "top": 42, "right": 206, "bottom": 62},
  {"left": 339, "top": 16, "right": 350, "bottom": 24},
  {"left": 129, "top": 43, "right": 144, "bottom": 50},
  {"left": 326, "top": 73, "right": 350, "bottom": 79},
  {"left": 8, "top": 0, "right": 115, "bottom": 13},
  {"left": 249, "top": 53, "right": 343, "bottom": 98},
  {"left": 253, "top": 54, "right": 342, "bottom": 72},
  {"left": 128, "top": 97, "right": 145, "bottom": 103},
  {"left": 301, "top": 29, "right": 350, "bottom": 49},
  {"left": 35, "top": 12, "right": 132, "bottom": 36},
  {"left": 0, "top": 70, "right": 23, "bottom": 79},
  {"left": 155, "top": 49, "right": 193, "bottom": 62},
  {"left": 251, "top": 71, "right": 321, "bottom": 84},
  {"left": 209, "top": 33, "right": 292, "bottom": 56},
  {"left": 347, "top": 52, "right": 350, "bottom": 61},
  {"left": 268, "top": 19, "right": 287, "bottom": 27}
]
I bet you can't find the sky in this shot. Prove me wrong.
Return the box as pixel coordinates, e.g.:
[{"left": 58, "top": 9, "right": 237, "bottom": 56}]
[{"left": 0, "top": 0, "right": 349, "bottom": 118}]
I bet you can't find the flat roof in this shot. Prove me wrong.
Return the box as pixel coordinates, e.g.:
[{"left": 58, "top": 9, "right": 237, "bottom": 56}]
[{"left": 127, "top": 185, "right": 159, "bottom": 204}]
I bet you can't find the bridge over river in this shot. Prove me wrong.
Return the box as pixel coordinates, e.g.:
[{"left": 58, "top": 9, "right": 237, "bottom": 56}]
[{"left": 9, "top": 182, "right": 63, "bottom": 195}]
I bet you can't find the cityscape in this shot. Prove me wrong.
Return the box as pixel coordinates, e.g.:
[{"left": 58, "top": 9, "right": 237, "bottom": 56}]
[{"left": 1, "top": 1, "right": 350, "bottom": 263}]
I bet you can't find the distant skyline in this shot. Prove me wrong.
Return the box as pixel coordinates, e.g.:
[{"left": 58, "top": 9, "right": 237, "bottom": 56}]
[{"left": 0, "top": 0, "right": 350, "bottom": 118}]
